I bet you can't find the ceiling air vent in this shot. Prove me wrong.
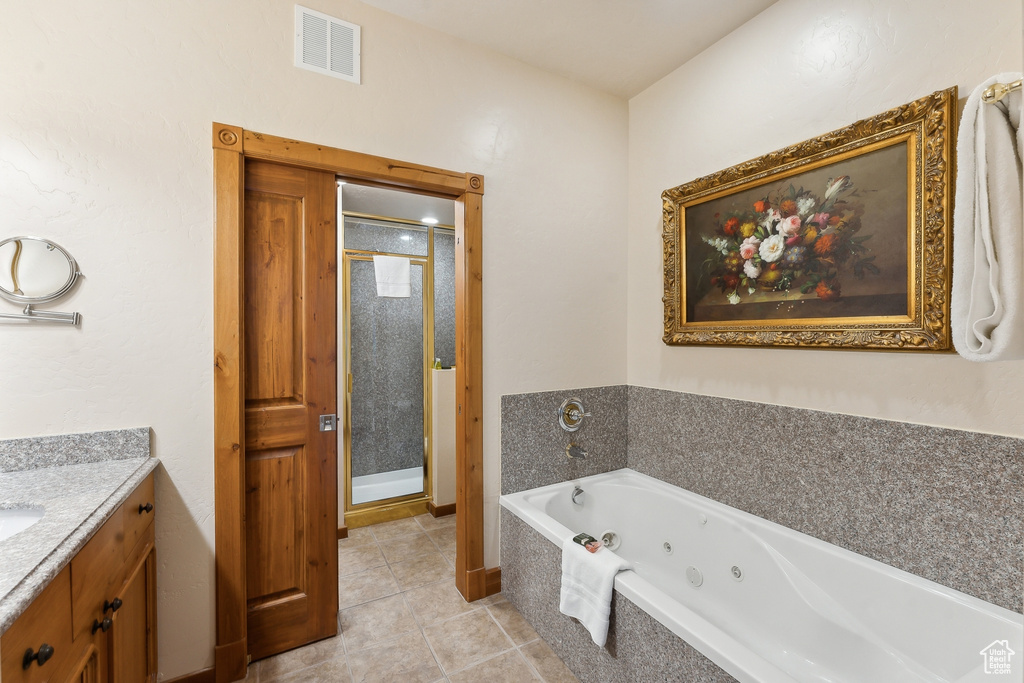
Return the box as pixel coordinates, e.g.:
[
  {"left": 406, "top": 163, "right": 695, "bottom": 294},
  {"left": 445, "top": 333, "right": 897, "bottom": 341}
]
[{"left": 295, "top": 5, "right": 360, "bottom": 84}]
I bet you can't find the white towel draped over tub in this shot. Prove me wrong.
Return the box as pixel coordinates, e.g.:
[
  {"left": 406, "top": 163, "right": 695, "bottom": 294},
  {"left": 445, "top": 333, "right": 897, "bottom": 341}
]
[
  {"left": 952, "top": 72, "right": 1024, "bottom": 361},
  {"left": 559, "top": 536, "right": 631, "bottom": 647},
  {"left": 372, "top": 255, "right": 411, "bottom": 297}
]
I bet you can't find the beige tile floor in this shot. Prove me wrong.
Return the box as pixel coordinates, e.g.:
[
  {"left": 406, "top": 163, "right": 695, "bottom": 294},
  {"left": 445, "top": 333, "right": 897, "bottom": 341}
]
[{"left": 246, "top": 513, "right": 579, "bottom": 683}]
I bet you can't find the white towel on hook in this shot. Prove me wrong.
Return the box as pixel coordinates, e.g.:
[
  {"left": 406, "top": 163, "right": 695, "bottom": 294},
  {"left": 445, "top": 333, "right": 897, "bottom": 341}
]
[
  {"left": 952, "top": 72, "right": 1024, "bottom": 361},
  {"left": 372, "top": 255, "right": 411, "bottom": 297},
  {"left": 559, "top": 536, "right": 631, "bottom": 647}
]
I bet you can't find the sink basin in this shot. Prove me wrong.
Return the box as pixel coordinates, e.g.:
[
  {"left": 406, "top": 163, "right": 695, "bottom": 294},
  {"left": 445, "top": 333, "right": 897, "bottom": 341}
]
[{"left": 0, "top": 506, "right": 44, "bottom": 542}]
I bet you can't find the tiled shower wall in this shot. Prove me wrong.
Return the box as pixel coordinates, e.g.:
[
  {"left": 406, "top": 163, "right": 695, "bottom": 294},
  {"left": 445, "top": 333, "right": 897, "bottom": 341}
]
[
  {"left": 500, "top": 385, "right": 1024, "bottom": 613},
  {"left": 349, "top": 261, "right": 425, "bottom": 477},
  {"left": 433, "top": 230, "right": 456, "bottom": 368}
]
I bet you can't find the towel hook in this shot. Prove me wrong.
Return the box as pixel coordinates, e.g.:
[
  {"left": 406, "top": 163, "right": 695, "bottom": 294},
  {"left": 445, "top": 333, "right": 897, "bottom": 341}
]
[{"left": 982, "top": 78, "right": 1022, "bottom": 104}]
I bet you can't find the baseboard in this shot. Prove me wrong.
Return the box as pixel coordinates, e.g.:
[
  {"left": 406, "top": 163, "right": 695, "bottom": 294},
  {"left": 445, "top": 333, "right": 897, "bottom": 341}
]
[
  {"left": 427, "top": 501, "right": 456, "bottom": 518},
  {"left": 337, "top": 525, "right": 348, "bottom": 539},
  {"left": 165, "top": 667, "right": 216, "bottom": 683},
  {"left": 215, "top": 637, "right": 248, "bottom": 683},
  {"left": 485, "top": 567, "right": 501, "bottom": 597}
]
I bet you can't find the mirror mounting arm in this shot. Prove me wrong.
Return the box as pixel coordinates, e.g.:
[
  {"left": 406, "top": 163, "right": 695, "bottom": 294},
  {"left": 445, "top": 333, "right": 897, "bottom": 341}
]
[{"left": 0, "top": 304, "right": 80, "bottom": 326}]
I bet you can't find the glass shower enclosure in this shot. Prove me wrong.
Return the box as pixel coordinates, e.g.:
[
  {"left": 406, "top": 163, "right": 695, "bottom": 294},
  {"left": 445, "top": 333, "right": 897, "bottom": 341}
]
[
  {"left": 340, "top": 205, "right": 454, "bottom": 518},
  {"left": 344, "top": 253, "right": 428, "bottom": 505}
]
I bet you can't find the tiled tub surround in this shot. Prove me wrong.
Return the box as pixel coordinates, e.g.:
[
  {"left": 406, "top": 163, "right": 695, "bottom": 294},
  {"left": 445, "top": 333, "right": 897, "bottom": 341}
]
[
  {"left": 501, "top": 509, "right": 734, "bottom": 683},
  {"left": 0, "top": 427, "right": 158, "bottom": 634},
  {"left": 499, "top": 386, "right": 1024, "bottom": 681},
  {"left": 501, "top": 385, "right": 628, "bottom": 495},
  {"left": 627, "top": 386, "right": 1023, "bottom": 614}
]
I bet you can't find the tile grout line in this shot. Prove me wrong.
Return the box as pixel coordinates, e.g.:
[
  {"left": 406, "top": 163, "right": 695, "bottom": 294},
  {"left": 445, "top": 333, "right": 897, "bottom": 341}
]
[
  {"left": 403, "top": 586, "right": 456, "bottom": 683},
  {"left": 337, "top": 559, "right": 356, "bottom": 683},
  {"left": 442, "top": 645, "right": 523, "bottom": 680},
  {"left": 345, "top": 518, "right": 568, "bottom": 682},
  {"left": 479, "top": 601, "right": 551, "bottom": 681},
  {"left": 515, "top": 640, "right": 548, "bottom": 682},
  {"left": 416, "top": 603, "right": 455, "bottom": 679},
  {"left": 260, "top": 519, "right": 568, "bottom": 683}
]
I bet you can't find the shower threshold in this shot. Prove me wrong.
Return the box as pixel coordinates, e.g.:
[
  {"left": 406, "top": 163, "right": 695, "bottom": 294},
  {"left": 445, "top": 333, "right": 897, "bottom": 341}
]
[{"left": 352, "top": 466, "right": 424, "bottom": 505}]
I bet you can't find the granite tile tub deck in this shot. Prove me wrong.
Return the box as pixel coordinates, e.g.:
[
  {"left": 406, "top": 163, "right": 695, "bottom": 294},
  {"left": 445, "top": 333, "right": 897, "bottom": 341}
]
[
  {"left": 0, "top": 427, "right": 157, "bottom": 635},
  {"left": 501, "top": 386, "right": 628, "bottom": 495},
  {"left": 501, "top": 509, "right": 736, "bottom": 683}
]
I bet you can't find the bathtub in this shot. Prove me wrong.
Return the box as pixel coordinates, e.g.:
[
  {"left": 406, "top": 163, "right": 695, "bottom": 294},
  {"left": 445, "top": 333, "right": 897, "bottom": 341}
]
[{"left": 499, "top": 468, "right": 1023, "bottom": 683}]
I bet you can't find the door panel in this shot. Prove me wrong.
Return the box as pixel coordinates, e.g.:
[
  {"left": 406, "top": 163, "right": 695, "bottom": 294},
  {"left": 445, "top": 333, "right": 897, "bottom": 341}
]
[
  {"left": 244, "top": 448, "right": 303, "bottom": 603},
  {"left": 244, "top": 191, "right": 304, "bottom": 404},
  {"left": 243, "top": 160, "right": 338, "bottom": 660}
]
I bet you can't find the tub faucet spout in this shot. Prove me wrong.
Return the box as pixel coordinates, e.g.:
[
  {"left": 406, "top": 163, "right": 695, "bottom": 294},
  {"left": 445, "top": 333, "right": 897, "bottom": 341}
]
[
  {"left": 571, "top": 486, "right": 584, "bottom": 505},
  {"left": 566, "top": 442, "right": 588, "bottom": 460}
]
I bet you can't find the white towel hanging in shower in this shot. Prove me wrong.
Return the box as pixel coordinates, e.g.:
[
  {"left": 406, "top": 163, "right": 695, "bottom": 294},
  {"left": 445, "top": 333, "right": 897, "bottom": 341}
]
[{"left": 373, "top": 255, "right": 411, "bottom": 297}]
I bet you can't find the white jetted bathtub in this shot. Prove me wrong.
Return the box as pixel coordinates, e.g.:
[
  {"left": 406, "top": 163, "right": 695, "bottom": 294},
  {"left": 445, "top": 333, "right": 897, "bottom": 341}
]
[{"left": 499, "top": 468, "right": 1023, "bottom": 683}]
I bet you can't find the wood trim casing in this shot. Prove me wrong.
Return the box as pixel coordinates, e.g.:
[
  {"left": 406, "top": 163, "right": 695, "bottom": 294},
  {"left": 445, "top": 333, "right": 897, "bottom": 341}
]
[
  {"left": 337, "top": 526, "right": 348, "bottom": 540},
  {"left": 242, "top": 129, "right": 469, "bottom": 196},
  {"left": 213, "top": 122, "right": 488, "bottom": 679},
  {"left": 212, "top": 123, "right": 248, "bottom": 683},
  {"left": 454, "top": 187, "right": 486, "bottom": 601}
]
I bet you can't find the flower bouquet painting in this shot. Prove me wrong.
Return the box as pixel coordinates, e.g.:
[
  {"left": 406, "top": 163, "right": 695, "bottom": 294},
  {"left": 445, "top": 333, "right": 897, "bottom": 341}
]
[
  {"left": 699, "top": 174, "right": 881, "bottom": 308},
  {"left": 662, "top": 87, "right": 956, "bottom": 350}
]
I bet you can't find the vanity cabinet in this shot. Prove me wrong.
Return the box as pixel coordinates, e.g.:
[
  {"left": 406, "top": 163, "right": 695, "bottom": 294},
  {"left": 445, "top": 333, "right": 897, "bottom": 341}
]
[{"left": 1, "top": 474, "right": 157, "bottom": 683}]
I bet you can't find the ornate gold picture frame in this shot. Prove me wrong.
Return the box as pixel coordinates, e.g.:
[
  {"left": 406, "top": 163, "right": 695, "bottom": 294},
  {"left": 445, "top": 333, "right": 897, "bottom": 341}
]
[{"left": 662, "top": 87, "right": 955, "bottom": 350}]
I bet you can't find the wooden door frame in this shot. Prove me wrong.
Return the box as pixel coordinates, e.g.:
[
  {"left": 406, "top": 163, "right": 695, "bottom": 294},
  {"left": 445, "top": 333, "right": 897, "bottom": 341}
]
[{"left": 212, "top": 123, "right": 487, "bottom": 682}]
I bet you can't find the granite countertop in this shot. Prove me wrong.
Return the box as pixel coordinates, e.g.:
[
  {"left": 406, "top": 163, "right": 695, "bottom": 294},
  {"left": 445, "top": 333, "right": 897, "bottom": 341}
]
[{"left": 0, "top": 428, "right": 158, "bottom": 636}]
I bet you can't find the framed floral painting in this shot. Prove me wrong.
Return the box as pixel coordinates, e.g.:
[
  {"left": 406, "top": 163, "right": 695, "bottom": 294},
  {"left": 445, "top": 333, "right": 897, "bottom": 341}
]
[{"left": 662, "top": 87, "right": 956, "bottom": 350}]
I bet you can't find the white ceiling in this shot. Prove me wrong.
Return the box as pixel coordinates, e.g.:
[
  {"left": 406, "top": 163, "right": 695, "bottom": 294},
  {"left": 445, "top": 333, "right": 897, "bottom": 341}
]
[
  {"left": 341, "top": 182, "right": 455, "bottom": 225},
  {"left": 355, "top": 0, "right": 778, "bottom": 98}
]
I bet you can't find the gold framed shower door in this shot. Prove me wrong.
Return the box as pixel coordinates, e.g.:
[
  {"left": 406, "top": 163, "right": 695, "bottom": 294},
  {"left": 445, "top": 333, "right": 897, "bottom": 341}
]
[{"left": 341, "top": 245, "right": 435, "bottom": 527}]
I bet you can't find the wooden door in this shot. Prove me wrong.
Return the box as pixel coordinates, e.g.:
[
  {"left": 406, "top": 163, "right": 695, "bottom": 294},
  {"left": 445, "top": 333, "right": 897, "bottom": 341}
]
[{"left": 242, "top": 160, "right": 339, "bottom": 660}]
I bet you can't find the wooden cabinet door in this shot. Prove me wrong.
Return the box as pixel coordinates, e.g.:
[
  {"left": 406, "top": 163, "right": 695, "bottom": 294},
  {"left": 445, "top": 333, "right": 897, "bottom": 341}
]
[
  {"left": 58, "top": 645, "right": 100, "bottom": 683},
  {"left": 110, "top": 545, "right": 156, "bottom": 683},
  {"left": 0, "top": 566, "right": 74, "bottom": 683},
  {"left": 242, "top": 161, "right": 339, "bottom": 659}
]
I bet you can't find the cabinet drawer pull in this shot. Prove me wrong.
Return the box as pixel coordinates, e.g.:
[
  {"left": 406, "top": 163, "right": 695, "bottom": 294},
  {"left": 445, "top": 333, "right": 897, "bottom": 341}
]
[
  {"left": 139, "top": 502, "right": 154, "bottom": 514},
  {"left": 22, "top": 643, "right": 55, "bottom": 669},
  {"left": 92, "top": 617, "right": 112, "bottom": 634},
  {"left": 104, "top": 597, "right": 123, "bottom": 613}
]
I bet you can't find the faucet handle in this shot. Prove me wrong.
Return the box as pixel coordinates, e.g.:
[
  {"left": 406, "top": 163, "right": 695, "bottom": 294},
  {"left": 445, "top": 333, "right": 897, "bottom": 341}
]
[{"left": 559, "top": 398, "right": 590, "bottom": 432}]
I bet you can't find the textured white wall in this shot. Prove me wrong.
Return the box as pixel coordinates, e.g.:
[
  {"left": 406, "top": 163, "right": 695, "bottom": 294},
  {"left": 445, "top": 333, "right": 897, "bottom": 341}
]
[
  {"left": 627, "top": 0, "right": 1024, "bottom": 437},
  {"left": 0, "top": 1, "right": 627, "bottom": 677}
]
